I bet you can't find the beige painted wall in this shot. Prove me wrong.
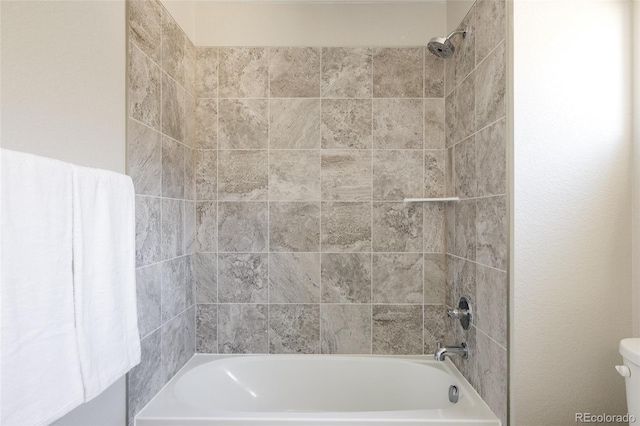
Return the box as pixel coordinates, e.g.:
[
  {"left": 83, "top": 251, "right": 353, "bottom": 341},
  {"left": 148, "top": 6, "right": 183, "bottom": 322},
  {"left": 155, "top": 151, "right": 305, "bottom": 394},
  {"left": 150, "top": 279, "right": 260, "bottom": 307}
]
[
  {"left": 513, "top": 1, "right": 633, "bottom": 424},
  {"left": 1, "top": 0, "right": 126, "bottom": 173},
  {"left": 446, "top": 0, "right": 474, "bottom": 32},
  {"left": 633, "top": 0, "right": 640, "bottom": 337},
  {"left": 194, "top": 2, "right": 446, "bottom": 46},
  {"left": 161, "top": 0, "right": 196, "bottom": 43},
  {"left": 1, "top": 1, "right": 127, "bottom": 424}
]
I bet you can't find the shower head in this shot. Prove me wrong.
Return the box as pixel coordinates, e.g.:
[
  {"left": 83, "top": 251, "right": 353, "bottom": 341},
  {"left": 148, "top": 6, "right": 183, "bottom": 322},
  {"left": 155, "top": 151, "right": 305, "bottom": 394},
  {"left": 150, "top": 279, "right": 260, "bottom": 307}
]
[{"left": 427, "top": 28, "right": 467, "bottom": 59}]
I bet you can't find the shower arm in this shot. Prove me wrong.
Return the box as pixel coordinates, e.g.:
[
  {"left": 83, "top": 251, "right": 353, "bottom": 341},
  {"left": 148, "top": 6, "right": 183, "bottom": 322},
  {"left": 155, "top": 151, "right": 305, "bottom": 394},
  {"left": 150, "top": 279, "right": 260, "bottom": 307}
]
[{"left": 446, "top": 28, "right": 467, "bottom": 40}]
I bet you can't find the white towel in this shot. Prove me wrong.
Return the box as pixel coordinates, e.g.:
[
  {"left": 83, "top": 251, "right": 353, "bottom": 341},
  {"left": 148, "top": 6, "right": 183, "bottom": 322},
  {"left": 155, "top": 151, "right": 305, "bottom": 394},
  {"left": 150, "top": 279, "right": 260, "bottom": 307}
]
[
  {"left": 71, "top": 165, "right": 141, "bottom": 402},
  {"left": 1, "top": 149, "right": 85, "bottom": 426}
]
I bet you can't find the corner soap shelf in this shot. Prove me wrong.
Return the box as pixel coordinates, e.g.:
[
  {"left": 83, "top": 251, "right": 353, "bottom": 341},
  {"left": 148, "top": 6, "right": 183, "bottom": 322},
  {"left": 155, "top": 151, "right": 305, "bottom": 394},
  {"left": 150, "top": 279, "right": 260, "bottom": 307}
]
[{"left": 403, "top": 197, "right": 460, "bottom": 203}]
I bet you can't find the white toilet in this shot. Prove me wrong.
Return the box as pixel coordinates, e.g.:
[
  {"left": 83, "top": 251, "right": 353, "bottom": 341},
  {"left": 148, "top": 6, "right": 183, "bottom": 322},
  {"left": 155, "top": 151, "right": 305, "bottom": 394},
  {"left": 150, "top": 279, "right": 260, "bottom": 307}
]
[{"left": 617, "top": 338, "right": 640, "bottom": 422}]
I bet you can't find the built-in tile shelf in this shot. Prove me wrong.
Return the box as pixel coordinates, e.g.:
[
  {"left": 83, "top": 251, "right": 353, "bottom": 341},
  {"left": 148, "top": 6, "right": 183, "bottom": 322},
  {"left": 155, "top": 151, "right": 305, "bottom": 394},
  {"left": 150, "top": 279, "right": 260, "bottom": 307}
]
[{"left": 403, "top": 197, "right": 460, "bottom": 203}]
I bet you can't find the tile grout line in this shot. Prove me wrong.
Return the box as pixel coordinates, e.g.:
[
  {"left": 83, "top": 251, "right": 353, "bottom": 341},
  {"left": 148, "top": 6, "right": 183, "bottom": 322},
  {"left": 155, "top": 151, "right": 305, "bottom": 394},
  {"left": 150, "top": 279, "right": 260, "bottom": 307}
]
[
  {"left": 370, "top": 47, "right": 374, "bottom": 356},
  {"left": 215, "top": 46, "right": 220, "bottom": 355},
  {"left": 318, "top": 47, "right": 323, "bottom": 354}
]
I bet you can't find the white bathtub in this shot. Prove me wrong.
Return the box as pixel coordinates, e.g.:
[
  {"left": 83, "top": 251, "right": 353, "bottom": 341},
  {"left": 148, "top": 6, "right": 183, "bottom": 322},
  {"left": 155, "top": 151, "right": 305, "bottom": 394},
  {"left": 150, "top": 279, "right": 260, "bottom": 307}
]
[{"left": 136, "top": 355, "right": 500, "bottom": 426}]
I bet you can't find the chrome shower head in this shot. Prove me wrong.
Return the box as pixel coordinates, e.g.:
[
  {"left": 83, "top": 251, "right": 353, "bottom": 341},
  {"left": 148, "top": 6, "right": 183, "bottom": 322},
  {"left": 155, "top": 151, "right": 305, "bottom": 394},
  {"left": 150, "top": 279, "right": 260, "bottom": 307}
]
[{"left": 427, "top": 28, "right": 467, "bottom": 59}]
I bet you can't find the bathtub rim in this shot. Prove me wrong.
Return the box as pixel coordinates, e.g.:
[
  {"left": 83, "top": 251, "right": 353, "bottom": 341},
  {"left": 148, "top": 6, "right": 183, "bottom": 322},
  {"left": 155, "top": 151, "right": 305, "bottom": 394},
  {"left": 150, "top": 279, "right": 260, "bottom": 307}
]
[{"left": 135, "top": 354, "right": 501, "bottom": 426}]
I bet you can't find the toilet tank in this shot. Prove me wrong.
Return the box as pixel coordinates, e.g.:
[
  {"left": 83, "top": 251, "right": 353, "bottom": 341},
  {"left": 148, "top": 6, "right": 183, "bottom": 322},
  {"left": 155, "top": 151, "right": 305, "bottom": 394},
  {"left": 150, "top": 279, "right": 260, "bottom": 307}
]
[{"left": 619, "top": 338, "right": 640, "bottom": 422}]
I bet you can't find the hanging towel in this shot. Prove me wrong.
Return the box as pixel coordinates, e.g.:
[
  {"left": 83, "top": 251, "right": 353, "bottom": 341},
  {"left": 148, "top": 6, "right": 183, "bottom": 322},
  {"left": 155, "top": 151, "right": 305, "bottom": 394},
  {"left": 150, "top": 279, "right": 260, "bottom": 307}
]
[
  {"left": 71, "top": 164, "right": 141, "bottom": 402},
  {"left": 1, "top": 149, "right": 85, "bottom": 426}
]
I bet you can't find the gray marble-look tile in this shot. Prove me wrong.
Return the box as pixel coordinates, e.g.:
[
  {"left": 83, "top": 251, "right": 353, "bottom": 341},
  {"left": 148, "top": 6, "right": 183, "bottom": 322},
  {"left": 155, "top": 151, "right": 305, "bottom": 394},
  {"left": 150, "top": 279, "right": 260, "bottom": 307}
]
[
  {"left": 269, "top": 304, "right": 320, "bottom": 354},
  {"left": 196, "top": 201, "right": 217, "bottom": 252},
  {"left": 269, "top": 47, "right": 320, "bottom": 98},
  {"left": 161, "top": 313, "right": 188, "bottom": 383},
  {"left": 445, "top": 11, "right": 476, "bottom": 96},
  {"left": 445, "top": 202, "right": 455, "bottom": 256},
  {"left": 446, "top": 147, "right": 455, "bottom": 198},
  {"left": 196, "top": 98, "right": 217, "bottom": 149},
  {"left": 477, "top": 264, "right": 507, "bottom": 347},
  {"left": 196, "top": 47, "right": 218, "bottom": 99},
  {"left": 269, "top": 150, "right": 321, "bottom": 201},
  {"left": 321, "top": 150, "right": 372, "bottom": 201},
  {"left": 127, "top": 330, "right": 162, "bottom": 423},
  {"left": 423, "top": 305, "right": 445, "bottom": 354},
  {"left": 196, "top": 253, "right": 217, "bottom": 303},
  {"left": 424, "top": 99, "right": 445, "bottom": 150},
  {"left": 321, "top": 253, "right": 371, "bottom": 304},
  {"left": 372, "top": 202, "right": 423, "bottom": 252},
  {"left": 454, "top": 256, "right": 477, "bottom": 306},
  {"left": 185, "top": 148, "right": 196, "bottom": 201},
  {"left": 321, "top": 202, "right": 371, "bottom": 252},
  {"left": 128, "top": 0, "right": 161, "bottom": 63},
  {"left": 219, "top": 47, "right": 268, "bottom": 98},
  {"left": 445, "top": 255, "right": 456, "bottom": 313},
  {"left": 372, "top": 305, "right": 422, "bottom": 355},
  {"left": 184, "top": 38, "right": 196, "bottom": 96},
  {"left": 477, "top": 119, "right": 506, "bottom": 197},
  {"left": 269, "top": 202, "right": 320, "bottom": 252},
  {"left": 445, "top": 76, "right": 475, "bottom": 147},
  {"left": 219, "top": 304, "right": 268, "bottom": 354},
  {"left": 450, "top": 320, "right": 479, "bottom": 391},
  {"left": 128, "top": 118, "right": 162, "bottom": 196},
  {"left": 129, "top": 42, "right": 161, "bottom": 130},
  {"left": 136, "top": 263, "right": 162, "bottom": 338},
  {"left": 476, "top": 0, "right": 506, "bottom": 65},
  {"left": 454, "top": 199, "right": 476, "bottom": 261},
  {"left": 182, "top": 90, "right": 196, "bottom": 149},
  {"left": 270, "top": 253, "right": 320, "bottom": 303},
  {"left": 321, "top": 305, "right": 371, "bottom": 354},
  {"left": 196, "top": 304, "right": 217, "bottom": 353},
  {"left": 161, "top": 257, "right": 186, "bottom": 322},
  {"left": 476, "top": 196, "right": 507, "bottom": 270},
  {"left": 454, "top": 136, "right": 477, "bottom": 199},
  {"left": 321, "top": 47, "right": 372, "bottom": 98},
  {"left": 475, "top": 42, "right": 506, "bottom": 131},
  {"left": 218, "top": 202, "right": 268, "bottom": 252},
  {"left": 269, "top": 99, "right": 321, "bottom": 149},
  {"left": 424, "top": 52, "right": 444, "bottom": 98},
  {"left": 477, "top": 331, "right": 508, "bottom": 426},
  {"left": 321, "top": 99, "right": 372, "bottom": 150},
  {"left": 162, "top": 73, "right": 185, "bottom": 143},
  {"left": 185, "top": 306, "right": 196, "bottom": 359},
  {"left": 136, "top": 196, "right": 161, "bottom": 267},
  {"left": 424, "top": 253, "right": 445, "bottom": 305},
  {"left": 162, "top": 136, "right": 184, "bottom": 199},
  {"left": 186, "top": 256, "right": 196, "bottom": 308},
  {"left": 372, "top": 253, "right": 422, "bottom": 303},
  {"left": 372, "top": 150, "right": 423, "bottom": 201},
  {"left": 161, "top": 10, "right": 185, "bottom": 86},
  {"left": 373, "top": 48, "right": 423, "bottom": 98},
  {"left": 218, "top": 253, "right": 268, "bottom": 303},
  {"left": 218, "top": 150, "right": 268, "bottom": 201},
  {"left": 373, "top": 99, "right": 423, "bottom": 149},
  {"left": 425, "top": 150, "right": 446, "bottom": 198},
  {"left": 183, "top": 93, "right": 196, "bottom": 149},
  {"left": 424, "top": 203, "right": 445, "bottom": 253},
  {"left": 184, "top": 256, "right": 195, "bottom": 307},
  {"left": 184, "top": 201, "right": 196, "bottom": 255},
  {"left": 196, "top": 150, "right": 217, "bottom": 201},
  {"left": 161, "top": 198, "right": 184, "bottom": 260},
  {"left": 218, "top": 99, "right": 268, "bottom": 149}
]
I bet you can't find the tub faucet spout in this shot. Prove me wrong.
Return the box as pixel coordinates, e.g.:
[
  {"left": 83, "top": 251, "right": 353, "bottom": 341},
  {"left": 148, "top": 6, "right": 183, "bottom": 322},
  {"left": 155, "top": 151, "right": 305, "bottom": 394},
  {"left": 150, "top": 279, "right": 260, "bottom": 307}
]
[{"left": 434, "top": 342, "right": 468, "bottom": 361}]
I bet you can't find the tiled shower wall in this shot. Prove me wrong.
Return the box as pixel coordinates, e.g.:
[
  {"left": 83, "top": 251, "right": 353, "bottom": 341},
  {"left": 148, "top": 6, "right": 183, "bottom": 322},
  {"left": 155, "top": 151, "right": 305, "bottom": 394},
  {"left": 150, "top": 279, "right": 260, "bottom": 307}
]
[
  {"left": 193, "top": 46, "right": 451, "bottom": 355},
  {"left": 125, "top": 0, "right": 196, "bottom": 423},
  {"left": 444, "top": 0, "right": 508, "bottom": 424}
]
